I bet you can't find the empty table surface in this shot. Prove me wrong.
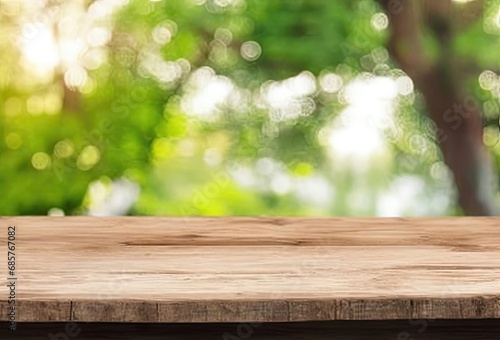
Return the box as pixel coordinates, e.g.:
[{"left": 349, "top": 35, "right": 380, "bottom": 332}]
[{"left": 1, "top": 217, "right": 499, "bottom": 322}]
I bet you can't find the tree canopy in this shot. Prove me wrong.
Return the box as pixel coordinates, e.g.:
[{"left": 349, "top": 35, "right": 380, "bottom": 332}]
[{"left": 1, "top": 0, "right": 499, "bottom": 216}]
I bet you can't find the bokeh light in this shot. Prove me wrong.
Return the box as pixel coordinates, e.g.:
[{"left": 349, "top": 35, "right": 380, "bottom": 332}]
[
  {"left": 240, "top": 41, "right": 262, "bottom": 61},
  {"left": 32, "top": 152, "right": 51, "bottom": 170}
]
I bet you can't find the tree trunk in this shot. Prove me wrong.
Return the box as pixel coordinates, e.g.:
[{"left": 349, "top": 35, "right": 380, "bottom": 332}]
[{"left": 378, "top": 0, "right": 498, "bottom": 215}]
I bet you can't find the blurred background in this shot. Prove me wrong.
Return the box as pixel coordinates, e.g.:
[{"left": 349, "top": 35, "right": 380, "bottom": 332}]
[{"left": 0, "top": 0, "right": 499, "bottom": 216}]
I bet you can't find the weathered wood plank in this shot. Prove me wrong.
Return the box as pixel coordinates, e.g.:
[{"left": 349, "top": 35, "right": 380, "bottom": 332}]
[
  {"left": 1, "top": 217, "right": 500, "bottom": 322},
  {"left": 2, "top": 320, "right": 500, "bottom": 339}
]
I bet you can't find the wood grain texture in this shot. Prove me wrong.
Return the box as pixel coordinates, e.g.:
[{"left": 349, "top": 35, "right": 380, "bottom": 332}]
[
  {"left": 1, "top": 217, "right": 500, "bottom": 322},
  {"left": 3, "top": 320, "right": 500, "bottom": 339}
]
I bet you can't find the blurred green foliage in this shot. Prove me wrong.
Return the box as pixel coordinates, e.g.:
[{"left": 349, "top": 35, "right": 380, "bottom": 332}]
[{"left": 0, "top": 0, "right": 499, "bottom": 216}]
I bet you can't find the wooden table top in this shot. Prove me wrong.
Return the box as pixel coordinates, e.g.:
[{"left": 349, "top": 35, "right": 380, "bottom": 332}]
[{"left": 1, "top": 217, "right": 499, "bottom": 323}]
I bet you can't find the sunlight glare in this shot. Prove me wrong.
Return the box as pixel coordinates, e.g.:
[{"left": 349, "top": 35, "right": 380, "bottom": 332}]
[
  {"left": 181, "top": 67, "right": 234, "bottom": 118},
  {"left": 325, "top": 76, "right": 398, "bottom": 172},
  {"left": 260, "top": 71, "right": 317, "bottom": 121},
  {"left": 376, "top": 175, "right": 451, "bottom": 216},
  {"left": 21, "top": 24, "right": 59, "bottom": 74}
]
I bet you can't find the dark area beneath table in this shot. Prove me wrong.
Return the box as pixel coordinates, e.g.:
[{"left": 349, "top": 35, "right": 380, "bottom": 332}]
[{"left": 1, "top": 319, "right": 499, "bottom": 339}]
